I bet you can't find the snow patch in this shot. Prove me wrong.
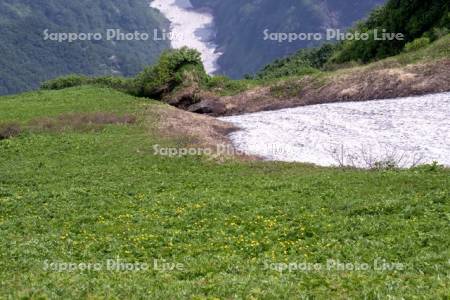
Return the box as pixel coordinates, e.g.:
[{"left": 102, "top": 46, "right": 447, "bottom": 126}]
[{"left": 220, "top": 93, "right": 450, "bottom": 168}]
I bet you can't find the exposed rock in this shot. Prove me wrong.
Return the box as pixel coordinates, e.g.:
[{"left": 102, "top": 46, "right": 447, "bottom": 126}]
[
  {"left": 163, "top": 85, "right": 225, "bottom": 115},
  {"left": 163, "top": 86, "right": 201, "bottom": 109},
  {"left": 187, "top": 100, "right": 226, "bottom": 116}
]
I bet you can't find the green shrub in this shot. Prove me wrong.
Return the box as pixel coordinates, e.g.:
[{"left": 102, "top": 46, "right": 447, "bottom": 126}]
[
  {"left": 404, "top": 37, "right": 431, "bottom": 52},
  {"left": 133, "top": 47, "right": 207, "bottom": 98},
  {"left": 41, "top": 75, "right": 88, "bottom": 90},
  {"left": 41, "top": 75, "right": 134, "bottom": 93}
]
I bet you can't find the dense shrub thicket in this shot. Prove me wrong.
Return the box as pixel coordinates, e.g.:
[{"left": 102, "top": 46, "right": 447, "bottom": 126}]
[{"left": 133, "top": 47, "right": 207, "bottom": 98}]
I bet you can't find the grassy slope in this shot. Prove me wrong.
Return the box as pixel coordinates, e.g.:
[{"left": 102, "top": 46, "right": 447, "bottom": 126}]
[
  {"left": 208, "top": 34, "right": 450, "bottom": 97},
  {"left": 0, "top": 86, "right": 449, "bottom": 298},
  {"left": 329, "top": 33, "right": 450, "bottom": 76}
]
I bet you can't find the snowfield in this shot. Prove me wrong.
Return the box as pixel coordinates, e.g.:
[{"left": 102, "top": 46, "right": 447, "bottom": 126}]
[
  {"left": 150, "top": 0, "right": 222, "bottom": 74},
  {"left": 220, "top": 93, "right": 450, "bottom": 168}
]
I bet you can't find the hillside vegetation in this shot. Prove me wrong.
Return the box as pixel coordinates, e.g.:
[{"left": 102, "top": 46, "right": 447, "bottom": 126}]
[
  {"left": 37, "top": 0, "right": 450, "bottom": 111},
  {"left": 190, "top": 0, "right": 385, "bottom": 78},
  {"left": 0, "top": 0, "right": 169, "bottom": 95},
  {"left": 1, "top": 86, "right": 449, "bottom": 298},
  {"left": 40, "top": 47, "right": 208, "bottom": 100},
  {"left": 39, "top": 34, "right": 450, "bottom": 117},
  {"left": 332, "top": 0, "right": 450, "bottom": 63},
  {"left": 255, "top": 0, "right": 450, "bottom": 80}
]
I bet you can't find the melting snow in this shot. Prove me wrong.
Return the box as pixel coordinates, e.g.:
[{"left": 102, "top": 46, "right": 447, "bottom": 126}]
[{"left": 219, "top": 93, "right": 450, "bottom": 168}]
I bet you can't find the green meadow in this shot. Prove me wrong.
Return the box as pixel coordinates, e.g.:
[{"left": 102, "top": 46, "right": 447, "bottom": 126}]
[{"left": 0, "top": 86, "right": 449, "bottom": 299}]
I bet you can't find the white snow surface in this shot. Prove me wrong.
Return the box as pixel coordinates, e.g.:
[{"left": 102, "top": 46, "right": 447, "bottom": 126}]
[
  {"left": 219, "top": 93, "right": 450, "bottom": 168},
  {"left": 150, "top": 0, "right": 222, "bottom": 74}
]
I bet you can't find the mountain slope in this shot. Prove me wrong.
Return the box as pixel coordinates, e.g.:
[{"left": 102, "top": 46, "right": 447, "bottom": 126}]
[
  {"left": 0, "top": 0, "right": 170, "bottom": 95},
  {"left": 253, "top": 0, "right": 450, "bottom": 80},
  {"left": 190, "top": 0, "right": 386, "bottom": 78},
  {"left": 332, "top": 0, "right": 450, "bottom": 63}
]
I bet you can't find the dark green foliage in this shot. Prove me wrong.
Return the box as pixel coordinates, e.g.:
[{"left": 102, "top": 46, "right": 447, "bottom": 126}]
[
  {"left": 0, "top": 0, "right": 169, "bottom": 95},
  {"left": 41, "top": 75, "right": 88, "bottom": 90},
  {"left": 133, "top": 47, "right": 207, "bottom": 98},
  {"left": 255, "top": 44, "right": 336, "bottom": 80},
  {"left": 41, "top": 75, "right": 133, "bottom": 93},
  {"left": 332, "top": 0, "right": 450, "bottom": 63}
]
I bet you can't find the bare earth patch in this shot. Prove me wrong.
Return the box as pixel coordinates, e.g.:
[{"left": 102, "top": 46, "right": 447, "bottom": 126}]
[{"left": 148, "top": 105, "right": 258, "bottom": 161}]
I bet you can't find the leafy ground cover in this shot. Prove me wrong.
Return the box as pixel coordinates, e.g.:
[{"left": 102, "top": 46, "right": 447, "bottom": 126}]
[{"left": 0, "top": 86, "right": 449, "bottom": 299}]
